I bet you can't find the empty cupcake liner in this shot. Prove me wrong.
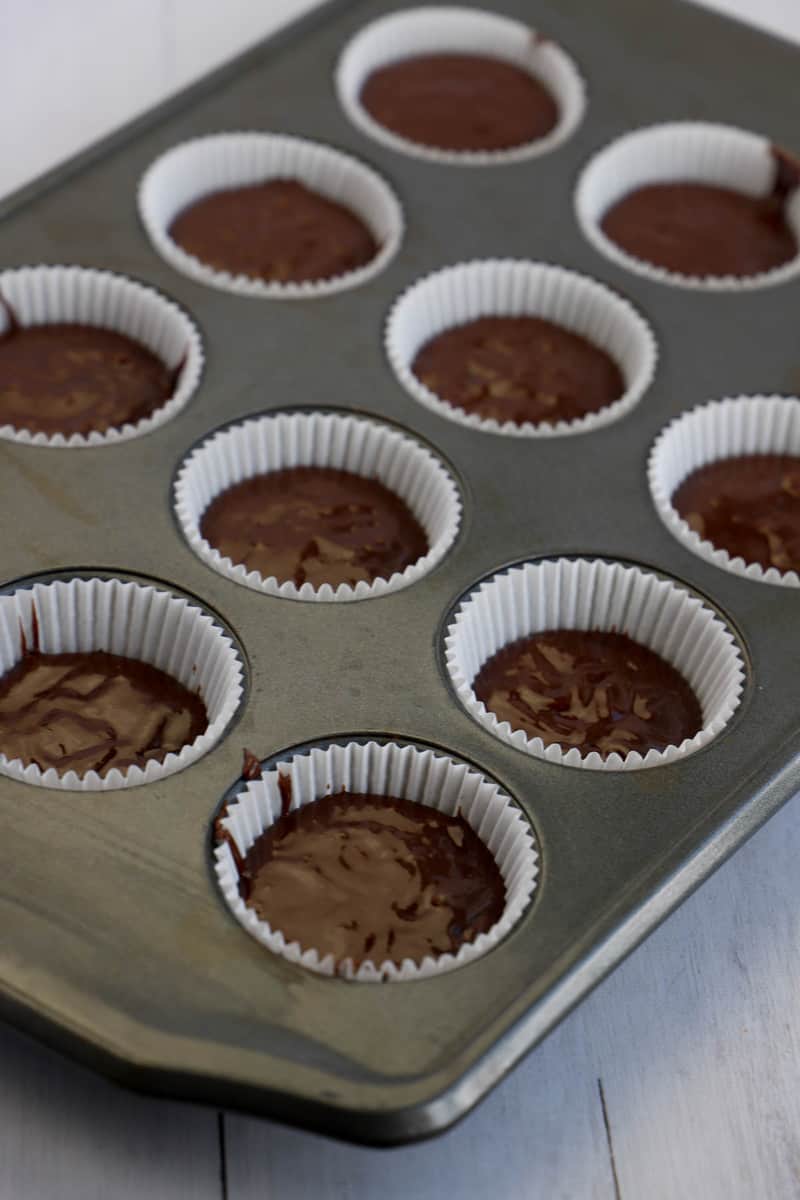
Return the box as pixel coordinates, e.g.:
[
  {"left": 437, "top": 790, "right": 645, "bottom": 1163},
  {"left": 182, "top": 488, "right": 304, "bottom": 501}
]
[
  {"left": 445, "top": 557, "right": 744, "bottom": 771},
  {"left": 138, "top": 133, "right": 404, "bottom": 298},
  {"left": 174, "top": 409, "right": 462, "bottom": 601},
  {"left": 384, "top": 259, "right": 657, "bottom": 437},
  {"left": 0, "top": 576, "right": 244, "bottom": 790},
  {"left": 649, "top": 395, "right": 800, "bottom": 588},
  {"left": 335, "top": 6, "right": 586, "bottom": 166},
  {"left": 214, "top": 738, "right": 539, "bottom": 981},
  {"left": 575, "top": 122, "right": 800, "bottom": 290},
  {"left": 0, "top": 265, "right": 203, "bottom": 448}
]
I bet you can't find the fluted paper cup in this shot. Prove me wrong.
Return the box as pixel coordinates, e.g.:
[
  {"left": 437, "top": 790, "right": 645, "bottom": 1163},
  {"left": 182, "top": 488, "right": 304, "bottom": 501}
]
[
  {"left": 0, "top": 266, "right": 203, "bottom": 447},
  {"left": 174, "top": 410, "right": 462, "bottom": 601},
  {"left": 138, "top": 133, "right": 404, "bottom": 298},
  {"left": 0, "top": 577, "right": 243, "bottom": 790},
  {"left": 385, "top": 260, "right": 657, "bottom": 437},
  {"left": 336, "top": 6, "right": 585, "bottom": 166},
  {"left": 575, "top": 122, "right": 800, "bottom": 290},
  {"left": 445, "top": 557, "right": 744, "bottom": 770},
  {"left": 649, "top": 395, "right": 800, "bottom": 587},
  {"left": 214, "top": 738, "right": 539, "bottom": 981}
]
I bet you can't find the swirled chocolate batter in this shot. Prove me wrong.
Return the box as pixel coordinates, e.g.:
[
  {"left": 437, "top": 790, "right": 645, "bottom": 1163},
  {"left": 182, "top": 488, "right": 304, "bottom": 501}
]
[
  {"left": 673, "top": 454, "right": 800, "bottom": 574},
  {"left": 0, "top": 651, "right": 208, "bottom": 777},
  {"left": 474, "top": 630, "right": 702, "bottom": 757},
  {"left": 200, "top": 466, "right": 428, "bottom": 589},
  {"left": 360, "top": 54, "right": 558, "bottom": 151},
  {"left": 235, "top": 791, "right": 505, "bottom": 968},
  {"left": 168, "top": 180, "right": 378, "bottom": 283},
  {"left": 600, "top": 183, "right": 797, "bottom": 277},
  {"left": 0, "top": 323, "right": 179, "bottom": 436},
  {"left": 412, "top": 316, "right": 624, "bottom": 426}
]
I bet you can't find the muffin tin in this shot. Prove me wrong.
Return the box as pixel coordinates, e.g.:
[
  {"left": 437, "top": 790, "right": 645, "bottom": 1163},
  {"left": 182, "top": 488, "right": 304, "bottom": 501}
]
[{"left": 0, "top": 0, "right": 798, "bottom": 1148}]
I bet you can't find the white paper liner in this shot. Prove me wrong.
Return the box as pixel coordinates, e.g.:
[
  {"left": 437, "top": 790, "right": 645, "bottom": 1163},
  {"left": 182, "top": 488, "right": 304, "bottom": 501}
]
[
  {"left": 0, "top": 266, "right": 203, "bottom": 448},
  {"left": 138, "top": 133, "right": 404, "bottom": 299},
  {"left": 575, "top": 122, "right": 800, "bottom": 291},
  {"left": 174, "top": 410, "right": 462, "bottom": 601},
  {"left": 214, "top": 739, "right": 538, "bottom": 981},
  {"left": 0, "top": 577, "right": 243, "bottom": 790},
  {"left": 384, "top": 260, "right": 657, "bottom": 437},
  {"left": 335, "top": 6, "right": 586, "bottom": 166},
  {"left": 648, "top": 395, "right": 800, "bottom": 588},
  {"left": 445, "top": 558, "right": 744, "bottom": 771}
]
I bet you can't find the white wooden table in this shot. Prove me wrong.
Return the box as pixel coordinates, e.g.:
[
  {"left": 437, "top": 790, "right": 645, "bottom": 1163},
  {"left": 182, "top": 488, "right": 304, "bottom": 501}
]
[{"left": 1, "top": 3, "right": 799, "bottom": 1197}]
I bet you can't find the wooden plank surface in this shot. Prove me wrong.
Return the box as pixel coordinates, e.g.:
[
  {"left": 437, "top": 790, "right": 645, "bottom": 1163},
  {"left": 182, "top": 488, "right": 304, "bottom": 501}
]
[
  {"left": 0, "top": 1025, "right": 220, "bottom": 1200},
  {"left": 224, "top": 1012, "right": 618, "bottom": 1200},
  {"left": 3, "top": 789, "right": 800, "bottom": 1199},
  {"left": 599, "top": 791, "right": 800, "bottom": 1199}
]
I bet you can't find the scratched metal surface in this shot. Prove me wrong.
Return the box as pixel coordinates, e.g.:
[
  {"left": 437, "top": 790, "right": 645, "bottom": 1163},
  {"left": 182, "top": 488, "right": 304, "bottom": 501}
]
[{"left": 0, "top": 0, "right": 798, "bottom": 1146}]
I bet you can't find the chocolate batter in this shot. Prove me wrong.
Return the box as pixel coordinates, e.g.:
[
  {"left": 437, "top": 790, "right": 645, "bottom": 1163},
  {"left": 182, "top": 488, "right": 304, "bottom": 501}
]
[
  {"left": 0, "top": 650, "right": 208, "bottom": 777},
  {"left": 168, "top": 180, "right": 378, "bottom": 283},
  {"left": 0, "top": 323, "right": 179, "bottom": 436},
  {"left": 200, "top": 466, "right": 429, "bottom": 589},
  {"left": 600, "top": 183, "right": 797, "bottom": 277},
  {"left": 673, "top": 454, "right": 800, "bottom": 574},
  {"left": 360, "top": 53, "right": 558, "bottom": 151},
  {"left": 412, "top": 316, "right": 624, "bottom": 426},
  {"left": 235, "top": 790, "right": 506, "bottom": 968},
  {"left": 474, "top": 630, "right": 702, "bottom": 757}
]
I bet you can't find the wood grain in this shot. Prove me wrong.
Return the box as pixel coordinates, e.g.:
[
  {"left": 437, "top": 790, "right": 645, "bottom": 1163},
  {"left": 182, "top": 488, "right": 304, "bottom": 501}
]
[
  {"left": 224, "top": 1013, "right": 617, "bottom": 1200},
  {"left": 595, "top": 791, "right": 800, "bottom": 1199},
  {"left": 0, "top": 1025, "right": 220, "bottom": 1200}
]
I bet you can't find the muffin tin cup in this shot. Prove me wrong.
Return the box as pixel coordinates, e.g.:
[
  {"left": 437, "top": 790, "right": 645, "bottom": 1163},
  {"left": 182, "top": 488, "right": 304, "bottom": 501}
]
[
  {"left": 335, "top": 5, "right": 586, "bottom": 166},
  {"left": 648, "top": 394, "right": 800, "bottom": 588},
  {"left": 214, "top": 738, "right": 539, "bottom": 981},
  {"left": 174, "top": 409, "right": 462, "bottom": 602},
  {"left": 0, "top": 265, "right": 204, "bottom": 448},
  {"left": 0, "top": 577, "right": 244, "bottom": 791},
  {"left": 575, "top": 122, "right": 800, "bottom": 291},
  {"left": 384, "top": 259, "right": 657, "bottom": 437},
  {"left": 445, "top": 557, "right": 745, "bottom": 771},
  {"left": 138, "top": 133, "right": 404, "bottom": 298}
]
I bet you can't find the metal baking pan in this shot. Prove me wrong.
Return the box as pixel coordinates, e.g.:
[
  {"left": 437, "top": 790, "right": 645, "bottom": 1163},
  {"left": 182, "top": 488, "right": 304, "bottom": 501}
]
[{"left": 0, "top": 0, "right": 798, "bottom": 1147}]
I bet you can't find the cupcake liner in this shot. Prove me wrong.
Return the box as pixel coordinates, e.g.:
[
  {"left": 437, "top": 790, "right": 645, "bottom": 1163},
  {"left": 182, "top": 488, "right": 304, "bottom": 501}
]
[
  {"left": 0, "top": 577, "right": 243, "bottom": 790},
  {"left": 138, "top": 133, "right": 404, "bottom": 299},
  {"left": 335, "top": 6, "right": 586, "bottom": 166},
  {"left": 384, "top": 260, "right": 657, "bottom": 437},
  {"left": 0, "top": 265, "right": 203, "bottom": 448},
  {"left": 445, "top": 557, "right": 744, "bottom": 770},
  {"left": 649, "top": 395, "right": 800, "bottom": 588},
  {"left": 214, "top": 738, "right": 539, "bottom": 981},
  {"left": 575, "top": 122, "right": 800, "bottom": 290},
  {"left": 174, "top": 410, "right": 462, "bottom": 601}
]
